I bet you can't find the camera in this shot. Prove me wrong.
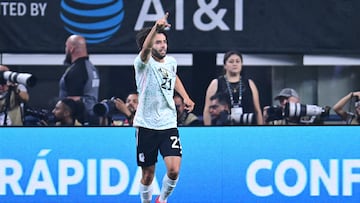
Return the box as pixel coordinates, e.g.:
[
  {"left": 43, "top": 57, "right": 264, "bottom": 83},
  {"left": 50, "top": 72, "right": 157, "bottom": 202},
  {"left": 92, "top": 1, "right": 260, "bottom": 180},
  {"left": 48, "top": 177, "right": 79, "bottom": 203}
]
[
  {"left": 93, "top": 97, "right": 117, "bottom": 116},
  {"left": 266, "top": 102, "right": 330, "bottom": 123},
  {"left": 265, "top": 106, "right": 284, "bottom": 122},
  {"left": 230, "top": 112, "right": 257, "bottom": 125},
  {"left": 354, "top": 95, "right": 360, "bottom": 108},
  {"left": 284, "top": 102, "right": 329, "bottom": 118},
  {"left": 0, "top": 71, "right": 37, "bottom": 87},
  {"left": 24, "top": 107, "right": 55, "bottom": 125},
  {"left": 215, "top": 110, "right": 256, "bottom": 125}
]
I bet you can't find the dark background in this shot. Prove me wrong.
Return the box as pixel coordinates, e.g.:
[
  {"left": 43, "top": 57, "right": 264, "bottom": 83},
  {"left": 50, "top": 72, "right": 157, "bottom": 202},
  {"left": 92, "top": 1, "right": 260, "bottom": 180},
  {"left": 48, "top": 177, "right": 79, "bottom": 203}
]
[
  {"left": 1, "top": 0, "right": 360, "bottom": 54},
  {"left": 2, "top": 0, "right": 358, "bottom": 117},
  {"left": 11, "top": 52, "right": 272, "bottom": 116}
]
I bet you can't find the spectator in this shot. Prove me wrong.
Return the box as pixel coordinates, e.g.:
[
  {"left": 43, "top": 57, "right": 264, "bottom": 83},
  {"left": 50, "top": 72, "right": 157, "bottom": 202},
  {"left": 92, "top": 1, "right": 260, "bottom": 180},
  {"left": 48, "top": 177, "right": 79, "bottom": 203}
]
[
  {"left": 333, "top": 91, "right": 360, "bottom": 125},
  {"left": 0, "top": 65, "right": 30, "bottom": 126},
  {"left": 59, "top": 35, "right": 100, "bottom": 125},
  {"left": 203, "top": 50, "right": 263, "bottom": 125}
]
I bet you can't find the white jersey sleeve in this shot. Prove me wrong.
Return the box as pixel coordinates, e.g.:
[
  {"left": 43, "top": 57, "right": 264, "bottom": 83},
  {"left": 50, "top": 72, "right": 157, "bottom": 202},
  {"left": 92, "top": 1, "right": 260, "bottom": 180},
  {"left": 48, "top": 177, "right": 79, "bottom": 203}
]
[{"left": 133, "top": 54, "right": 178, "bottom": 129}]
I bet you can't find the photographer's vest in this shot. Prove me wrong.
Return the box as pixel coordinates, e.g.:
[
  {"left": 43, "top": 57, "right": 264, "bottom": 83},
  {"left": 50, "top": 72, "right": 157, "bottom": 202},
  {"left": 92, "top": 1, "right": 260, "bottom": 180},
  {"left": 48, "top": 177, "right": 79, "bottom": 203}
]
[
  {"left": 178, "top": 112, "right": 199, "bottom": 126},
  {"left": 0, "top": 87, "right": 23, "bottom": 125},
  {"left": 350, "top": 117, "right": 360, "bottom": 125}
]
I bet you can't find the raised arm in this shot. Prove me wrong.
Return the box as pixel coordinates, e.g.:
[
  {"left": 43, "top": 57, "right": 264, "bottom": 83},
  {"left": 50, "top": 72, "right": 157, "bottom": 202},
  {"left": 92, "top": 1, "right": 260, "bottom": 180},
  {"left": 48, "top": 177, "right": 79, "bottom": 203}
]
[
  {"left": 175, "top": 75, "right": 194, "bottom": 113},
  {"left": 203, "top": 79, "right": 218, "bottom": 126},
  {"left": 140, "top": 13, "right": 171, "bottom": 63},
  {"left": 248, "top": 79, "right": 264, "bottom": 125},
  {"left": 333, "top": 91, "right": 360, "bottom": 121}
]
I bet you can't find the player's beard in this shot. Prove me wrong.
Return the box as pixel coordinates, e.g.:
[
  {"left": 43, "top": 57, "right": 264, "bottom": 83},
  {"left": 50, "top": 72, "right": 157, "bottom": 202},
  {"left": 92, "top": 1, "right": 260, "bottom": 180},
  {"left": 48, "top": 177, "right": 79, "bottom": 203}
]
[
  {"left": 63, "top": 52, "right": 72, "bottom": 66},
  {"left": 152, "top": 48, "right": 166, "bottom": 60}
]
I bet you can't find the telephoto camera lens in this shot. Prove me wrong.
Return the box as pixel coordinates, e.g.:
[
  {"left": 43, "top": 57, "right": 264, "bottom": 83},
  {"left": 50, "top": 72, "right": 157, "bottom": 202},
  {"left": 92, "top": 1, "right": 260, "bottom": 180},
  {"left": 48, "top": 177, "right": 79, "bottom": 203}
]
[
  {"left": 284, "top": 102, "right": 325, "bottom": 118},
  {"left": 230, "top": 113, "right": 257, "bottom": 125},
  {"left": 0, "top": 71, "right": 37, "bottom": 87},
  {"left": 93, "top": 98, "right": 117, "bottom": 116}
]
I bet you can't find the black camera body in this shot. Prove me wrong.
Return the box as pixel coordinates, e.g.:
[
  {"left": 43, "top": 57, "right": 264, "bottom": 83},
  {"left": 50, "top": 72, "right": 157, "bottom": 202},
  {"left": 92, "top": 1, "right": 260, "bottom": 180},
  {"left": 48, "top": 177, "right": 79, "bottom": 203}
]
[
  {"left": 266, "top": 106, "right": 284, "bottom": 122},
  {"left": 24, "top": 108, "right": 55, "bottom": 125},
  {"left": 93, "top": 97, "right": 117, "bottom": 116},
  {"left": 0, "top": 71, "right": 37, "bottom": 87},
  {"left": 354, "top": 95, "right": 360, "bottom": 107}
]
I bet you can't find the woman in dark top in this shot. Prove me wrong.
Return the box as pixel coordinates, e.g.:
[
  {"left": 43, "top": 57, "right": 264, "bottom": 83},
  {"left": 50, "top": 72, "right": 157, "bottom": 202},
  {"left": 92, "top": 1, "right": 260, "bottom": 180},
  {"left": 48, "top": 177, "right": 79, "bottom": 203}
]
[{"left": 203, "top": 50, "right": 263, "bottom": 125}]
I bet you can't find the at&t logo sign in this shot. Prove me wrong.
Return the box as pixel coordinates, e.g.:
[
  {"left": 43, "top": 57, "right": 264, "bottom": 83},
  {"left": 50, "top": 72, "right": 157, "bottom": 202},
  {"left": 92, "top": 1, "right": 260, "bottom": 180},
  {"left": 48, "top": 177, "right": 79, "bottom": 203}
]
[{"left": 60, "top": 0, "right": 125, "bottom": 44}]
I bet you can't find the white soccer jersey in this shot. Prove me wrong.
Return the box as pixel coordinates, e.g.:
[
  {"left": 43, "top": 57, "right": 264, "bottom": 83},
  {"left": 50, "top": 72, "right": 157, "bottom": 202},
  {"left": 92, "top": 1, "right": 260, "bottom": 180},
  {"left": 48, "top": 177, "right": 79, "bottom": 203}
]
[{"left": 133, "top": 54, "right": 177, "bottom": 129}]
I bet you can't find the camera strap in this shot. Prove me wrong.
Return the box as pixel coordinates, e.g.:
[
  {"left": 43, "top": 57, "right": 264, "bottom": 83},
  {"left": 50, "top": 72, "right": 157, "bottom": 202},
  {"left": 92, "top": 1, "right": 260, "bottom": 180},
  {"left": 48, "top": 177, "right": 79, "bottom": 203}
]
[
  {"left": 2, "top": 86, "right": 13, "bottom": 126},
  {"left": 224, "top": 76, "right": 242, "bottom": 107}
]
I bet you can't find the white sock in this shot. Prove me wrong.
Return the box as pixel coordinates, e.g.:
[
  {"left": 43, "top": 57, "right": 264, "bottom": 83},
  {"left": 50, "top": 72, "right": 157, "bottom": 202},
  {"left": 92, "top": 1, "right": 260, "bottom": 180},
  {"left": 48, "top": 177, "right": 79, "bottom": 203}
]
[
  {"left": 139, "top": 183, "right": 152, "bottom": 203},
  {"left": 159, "top": 174, "right": 178, "bottom": 202}
]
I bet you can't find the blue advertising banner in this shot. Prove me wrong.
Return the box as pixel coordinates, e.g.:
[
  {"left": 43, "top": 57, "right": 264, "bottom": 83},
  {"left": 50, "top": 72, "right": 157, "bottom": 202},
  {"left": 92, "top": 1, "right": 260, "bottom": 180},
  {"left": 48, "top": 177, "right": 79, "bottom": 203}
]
[
  {"left": 1, "top": 0, "right": 360, "bottom": 53},
  {"left": 0, "top": 126, "right": 359, "bottom": 203}
]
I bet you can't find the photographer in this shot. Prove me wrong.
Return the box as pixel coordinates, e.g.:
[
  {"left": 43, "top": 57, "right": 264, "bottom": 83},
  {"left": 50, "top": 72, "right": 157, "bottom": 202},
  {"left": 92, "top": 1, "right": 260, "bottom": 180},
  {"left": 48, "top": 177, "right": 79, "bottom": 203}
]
[
  {"left": 209, "top": 93, "right": 256, "bottom": 126},
  {"left": 97, "top": 92, "right": 138, "bottom": 126},
  {"left": 263, "top": 88, "right": 300, "bottom": 125},
  {"left": 0, "top": 65, "right": 30, "bottom": 126},
  {"left": 333, "top": 91, "right": 360, "bottom": 125},
  {"left": 264, "top": 88, "right": 330, "bottom": 125},
  {"left": 203, "top": 50, "right": 263, "bottom": 125},
  {"left": 51, "top": 98, "right": 84, "bottom": 126},
  {"left": 174, "top": 93, "right": 201, "bottom": 126},
  {"left": 209, "top": 93, "right": 231, "bottom": 125}
]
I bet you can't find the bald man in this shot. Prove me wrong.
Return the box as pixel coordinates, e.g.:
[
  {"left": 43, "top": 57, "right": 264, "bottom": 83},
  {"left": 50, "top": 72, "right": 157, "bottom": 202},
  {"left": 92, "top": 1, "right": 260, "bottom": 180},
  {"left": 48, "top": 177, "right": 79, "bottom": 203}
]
[
  {"left": 59, "top": 35, "right": 100, "bottom": 125},
  {"left": 0, "top": 65, "right": 29, "bottom": 125}
]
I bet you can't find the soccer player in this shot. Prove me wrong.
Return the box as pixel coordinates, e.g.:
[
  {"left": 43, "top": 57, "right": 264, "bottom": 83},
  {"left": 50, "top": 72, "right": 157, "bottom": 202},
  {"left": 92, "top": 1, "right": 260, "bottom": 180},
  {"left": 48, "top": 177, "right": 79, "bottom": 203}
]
[{"left": 133, "top": 13, "right": 195, "bottom": 203}]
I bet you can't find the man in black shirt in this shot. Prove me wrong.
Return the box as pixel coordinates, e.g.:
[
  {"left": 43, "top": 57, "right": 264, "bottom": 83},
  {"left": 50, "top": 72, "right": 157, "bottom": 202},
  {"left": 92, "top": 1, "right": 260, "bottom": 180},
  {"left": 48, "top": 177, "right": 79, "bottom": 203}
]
[{"left": 59, "top": 35, "right": 100, "bottom": 125}]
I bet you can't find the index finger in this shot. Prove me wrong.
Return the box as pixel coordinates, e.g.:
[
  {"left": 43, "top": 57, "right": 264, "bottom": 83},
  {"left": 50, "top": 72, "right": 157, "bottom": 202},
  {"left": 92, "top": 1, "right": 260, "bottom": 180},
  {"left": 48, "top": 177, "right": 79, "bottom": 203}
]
[{"left": 163, "top": 12, "right": 169, "bottom": 20}]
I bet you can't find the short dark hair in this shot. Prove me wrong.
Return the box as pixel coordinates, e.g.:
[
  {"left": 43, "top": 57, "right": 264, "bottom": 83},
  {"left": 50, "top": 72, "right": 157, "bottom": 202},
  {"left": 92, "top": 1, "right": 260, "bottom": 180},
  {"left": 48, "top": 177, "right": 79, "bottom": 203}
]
[
  {"left": 135, "top": 27, "right": 168, "bottom": 51},
  {"left": 210, "top": 92, "right": 230, "bottom": 107},
  {"left": 127, "top": 90, "right": 139, "bottom": 96},
  {"left": 136, "top": 27, "right": 151, "bottom": 51},
  {"left": 61, "top": 98, "right": 84, "bottom": 121}
]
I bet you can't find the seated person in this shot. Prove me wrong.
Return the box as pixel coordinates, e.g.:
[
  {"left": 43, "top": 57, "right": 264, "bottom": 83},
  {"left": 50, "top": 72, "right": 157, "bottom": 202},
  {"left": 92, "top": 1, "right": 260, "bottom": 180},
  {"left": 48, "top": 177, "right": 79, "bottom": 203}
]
[
  {"left": 209, "top": 93, "right": 231, "bottom": 126},
  {"left": 264, "top": 88, "right": 329, "bottom": 125},
  {"left": 51, "top": 98, "right": 84, "bottom": 126},
  {"left": 263, "top": 88, "right": 301, "bottom": 125},
  {"left": 174, "top": 93, "right": 201, "bottom": 126},
  {"left": 98, "top": 92, "right": 139, "bottom": 126}
]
